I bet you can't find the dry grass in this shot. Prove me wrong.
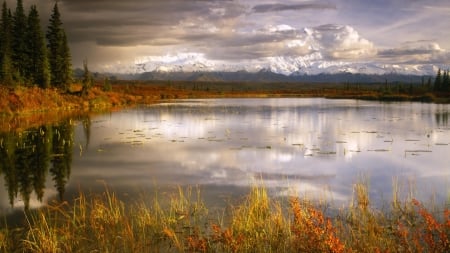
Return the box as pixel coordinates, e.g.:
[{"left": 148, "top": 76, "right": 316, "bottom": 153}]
[
  {"left": 2, "top": 82, "right": 449, "bottom": 118},
  {"left": 0, "top": 181, "right": 448, "bottom": 253}
]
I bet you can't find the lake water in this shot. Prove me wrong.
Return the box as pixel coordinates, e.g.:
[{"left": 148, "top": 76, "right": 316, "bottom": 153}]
[{"left": 1, "top": 98, "right": 449, "bottom": 216}]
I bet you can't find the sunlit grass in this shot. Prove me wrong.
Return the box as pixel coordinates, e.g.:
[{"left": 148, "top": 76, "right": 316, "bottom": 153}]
[{"left": 0, "top": 180, "right": 448, "bottom": 252}]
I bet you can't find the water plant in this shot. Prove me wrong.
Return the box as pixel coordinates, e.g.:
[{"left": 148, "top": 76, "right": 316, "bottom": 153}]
[{"left": 0, "top": 182, "right": 448, "bottom": 252}]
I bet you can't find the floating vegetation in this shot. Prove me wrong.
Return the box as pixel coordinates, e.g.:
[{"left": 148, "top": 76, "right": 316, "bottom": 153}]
[
  {"left": 335, "top": 141, "right": 347, "bottom": 144},
  {"left": 317, "top": 151, "right": 337, "bottom": 155},
  {"left": 435, "top": 143, "right": 449, "bottom": 146},
  {"left": 50, "top": 153, "right": 65, "bottom": 157},
  {"left": 405, "top": 150, "right": 432, "bottom": 153},
  {"left": 405, "top": 139, "right": 420, "bottom": 142},
  {"left": 208, "top": 138, "right": 225, "bottom": 142}
]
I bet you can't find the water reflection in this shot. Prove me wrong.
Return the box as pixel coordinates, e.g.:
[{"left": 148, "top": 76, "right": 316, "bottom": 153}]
[
  {"left": 0, "top": 99, "right": 449, "bottom": 215},
  {"left": 0, "top": 117, "right": 89, "bottom": 212},
  {"left": 68, "top": 99, "right": 449, "bottom": 207},
  {"left": 435, "top": 111, "right": 449, "bottom": 126}
]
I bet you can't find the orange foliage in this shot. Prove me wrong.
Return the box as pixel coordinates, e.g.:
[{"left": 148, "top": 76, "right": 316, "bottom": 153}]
[
  {"left": 396, "top": 199, "right": 449, "bottom": 253},
  {"left": 290, "top": 197, "right": 346, "bottom": 253},
  {"left": 210, "top": 224, "right": 245, "bottom": 253}
]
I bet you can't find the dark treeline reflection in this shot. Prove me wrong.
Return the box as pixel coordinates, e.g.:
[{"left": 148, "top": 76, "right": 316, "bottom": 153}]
[
  {"left": 435, "top": 111, "right": 449, "bottom": 126},
  {"left": 0, "top": 116, "right": 89, "bottom": 210}
]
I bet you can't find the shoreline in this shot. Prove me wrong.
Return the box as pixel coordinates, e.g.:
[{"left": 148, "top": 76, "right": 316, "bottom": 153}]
[{"left": 1, "top": 83, "right": 449, "bottom": 131}]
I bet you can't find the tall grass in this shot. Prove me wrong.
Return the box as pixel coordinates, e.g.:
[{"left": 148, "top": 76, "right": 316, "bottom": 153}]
[{"left": 0, "top": 181, "right": 448, "bottom": 252}]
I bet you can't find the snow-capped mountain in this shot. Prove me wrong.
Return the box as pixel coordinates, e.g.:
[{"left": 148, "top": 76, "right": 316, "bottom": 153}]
[{"left": 133, "top": 52, "right": 439, "bottom": 76}]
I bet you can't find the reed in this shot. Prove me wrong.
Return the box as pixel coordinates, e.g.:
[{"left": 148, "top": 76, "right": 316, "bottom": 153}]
[{"left": 0, "top": 180, "right": 448, "bottom": 252}]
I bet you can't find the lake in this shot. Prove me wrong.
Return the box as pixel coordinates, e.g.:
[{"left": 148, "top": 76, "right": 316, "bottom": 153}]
[{"left": 1, "top": 98, "right": 449, "bottom": 216}]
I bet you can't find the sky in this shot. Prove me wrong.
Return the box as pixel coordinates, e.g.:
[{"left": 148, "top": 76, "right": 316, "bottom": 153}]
[{"left": 10, "top": 0, "right": 450, "bottom": 73}]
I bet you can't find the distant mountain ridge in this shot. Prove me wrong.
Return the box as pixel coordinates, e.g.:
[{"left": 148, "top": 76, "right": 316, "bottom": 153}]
[
  {"left": 135, "top": 70, "right": 429, "bottom": 84},
  {"left": 132, "top": 52, "right": 440, "bottom": 76},
  {"left": 119, "top": 53, "right": 438, "bottom": 83},
  {"left": 85, "top": 52, "right": 440, "bottom": 83}
]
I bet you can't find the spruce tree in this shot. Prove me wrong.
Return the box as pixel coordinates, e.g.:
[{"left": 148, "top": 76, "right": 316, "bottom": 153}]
[
  {"left": 26, "top": 5, "right": 50, "bottom": 88},
  {"left": 443, "top": 70, "right": 450, "bottom": 92},
  {"left": 0, "top": 1, "right": 13, "bottom": 86},
  {"left": 0, "top": 1, "right": 5, "bottom": 78},
  {"left": 11, "top": 0, "right": 27, "bottom": 84},
  {"left": 47, "top": 3, "right": 72, "bottom": 90},
  {"left": 81, "top": 59, "right": 92, "bottom": 97},
  {"left": 59, "top": 32, "right": 72, "bottom": 86},
  {"left": 434, "top": 68, "right": 442, "bottom": 92}
]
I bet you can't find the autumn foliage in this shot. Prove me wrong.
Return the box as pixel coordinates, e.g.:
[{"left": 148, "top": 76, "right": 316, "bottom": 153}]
[{"left": 1, "top": 185, "right": 447, "bottom": 252}]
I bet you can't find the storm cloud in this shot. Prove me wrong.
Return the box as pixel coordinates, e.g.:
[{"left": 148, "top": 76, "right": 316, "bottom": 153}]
[
  {"left": 7, "top": 0, "right": 450, "bottom": 72},
  {"left": 252, "top": 2, "right": 336, "bottom": 13}
]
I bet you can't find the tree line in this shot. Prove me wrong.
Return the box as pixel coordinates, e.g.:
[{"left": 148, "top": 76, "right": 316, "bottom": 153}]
[
  {"left": 0, "top": 0, "right": 72, "bottom": 90},
  {"left": 0, "top": 119, "right": 75, "bottom": 210},
  {"left": 433, "top": 68, "right": 450, "bottom": 92}
]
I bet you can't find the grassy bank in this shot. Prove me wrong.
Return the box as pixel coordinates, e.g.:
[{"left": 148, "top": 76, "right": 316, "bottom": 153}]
[
  {"left": 0, "top": 183, "right": 448, "bottom": 252},
  {"left": 2, "top": 82, "right": 450, "bottom": 116},
  {"left": 0, "top": 85, "right": 142, "bottom": 116},
  {"left": 1, "top": 82, "right": 449, "bottom": 132}
]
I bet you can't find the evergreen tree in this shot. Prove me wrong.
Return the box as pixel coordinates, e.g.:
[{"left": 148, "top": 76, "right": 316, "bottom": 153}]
[
  {"left": 0, "top": 1, "right": 5, "bottom": 78},
  {"left": 443, "top": 70, "right": 449, "bottom": 92},
  {"left": 81, "top": 59, "right": 92, "bottom": 97},
  {"left": 26, "top": 5, "right": 50, "bottom": 88},
  {"left": 59, "top": 32, "right": 72, "bottom": 85},
  {"left": 103, "top": 76, "right": 112, "bottom": 91},
  {"left": 47, "top": 3, "right": 72, "bottom": 89},
  {"left": 434, "top": 68, "right": 442, "bottom": 92},
  {"left": 0, "top": 1, "right": 13, "bottom": 85},
  {"left": 426, "top": 76, "right": 432, "bottom": 91},
  {"left": 11, "top": 0, "right": 27, "bottom": 84}
]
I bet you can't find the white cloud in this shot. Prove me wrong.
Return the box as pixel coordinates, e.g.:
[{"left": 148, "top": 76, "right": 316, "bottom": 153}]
[
  {"left": 310, "top": 25, "right": 376, "bottom": 60},
  {"left": 15, "top": 0, "right": 445, "bottom": 72},
  {"left": 377, "top": 41, "right": 450, "bottom": 64}
]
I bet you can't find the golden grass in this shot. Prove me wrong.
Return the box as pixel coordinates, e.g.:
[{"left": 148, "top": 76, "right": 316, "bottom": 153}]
[
  {"left": 2, "top": 82, "right": 449, "bottom": 118},
  {"left": 0, "top": 181, "right": 448, "bottom": 253}
]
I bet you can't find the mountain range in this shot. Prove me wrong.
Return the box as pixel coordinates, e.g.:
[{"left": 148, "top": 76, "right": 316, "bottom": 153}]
[
  {"left": 89, "top": 53, "right": 440, "bottom": 83},
  {"left": 134, "top": 53, "right": 438, "bottom": 76}
]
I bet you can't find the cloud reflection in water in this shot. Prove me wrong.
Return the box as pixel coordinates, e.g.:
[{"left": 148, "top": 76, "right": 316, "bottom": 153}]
[{"left": 68, "top": 98, "right": 449, "bottom": 207}]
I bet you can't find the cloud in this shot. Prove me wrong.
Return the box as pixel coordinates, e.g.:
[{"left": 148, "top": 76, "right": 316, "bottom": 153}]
[
  {"left": 59, "top": 0, "right": 246, "bottom": 46},
  {"left": 312, "top": 25, "right": 376, "bottom": 60},
  {"left": 8, "top": 0, "right": 448, "bottom": 72},
  {"left": 252, "top": 2, "right": 336, "bottom": 13},
  {"left": 377, "top": 41, "right": 450, "bottom": 64}
]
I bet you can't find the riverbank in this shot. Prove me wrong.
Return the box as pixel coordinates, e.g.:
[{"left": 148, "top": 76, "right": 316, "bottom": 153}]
[
  {"left": 0, "top": 185, "right": 448, "bottom": 252},
  {"left": 2, "top": 82, "right": 450, "bottom": 115},
  {"left": 1, "top": 82, "right": 449, "bottom": 131}
]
